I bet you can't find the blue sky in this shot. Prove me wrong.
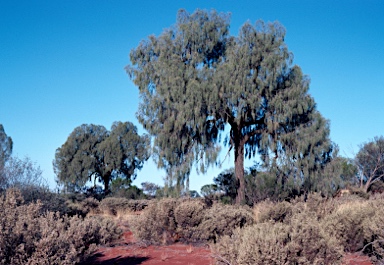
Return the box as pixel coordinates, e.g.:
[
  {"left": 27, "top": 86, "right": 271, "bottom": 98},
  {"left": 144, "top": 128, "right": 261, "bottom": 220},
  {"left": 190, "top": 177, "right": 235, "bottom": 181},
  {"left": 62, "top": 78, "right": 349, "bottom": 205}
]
[{"left": 1, "top": 1, "right": 383, "bottom": 192}]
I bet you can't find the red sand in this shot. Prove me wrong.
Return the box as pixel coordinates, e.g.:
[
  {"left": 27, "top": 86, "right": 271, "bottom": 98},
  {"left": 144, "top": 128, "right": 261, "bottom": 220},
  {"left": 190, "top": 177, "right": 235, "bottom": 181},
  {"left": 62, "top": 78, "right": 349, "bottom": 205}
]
[
  {"left": 81, "top": 230, "right": 373, "bottom": 265},
  {"left": 81, "top": 231, "right": 214, "bottom": 265}
]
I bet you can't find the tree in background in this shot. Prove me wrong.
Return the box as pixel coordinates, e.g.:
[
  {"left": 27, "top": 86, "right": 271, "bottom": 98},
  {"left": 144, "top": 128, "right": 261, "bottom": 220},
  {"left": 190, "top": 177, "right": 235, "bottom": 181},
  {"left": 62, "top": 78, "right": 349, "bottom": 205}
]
[
  {"left": 0, "top": 124, "right": 13, "bottom": 183},
  {"left": 141, "top": 181, "right": 160, "bottom": 197},
  {"left": 128, "top": 9, "right": 333, "bottom": 203},
  {"left": 355, "top": 136, "right": 384, "bottom": 192},
  {"left": 53, "top": 121, "right": 150, "bottom": 193}
]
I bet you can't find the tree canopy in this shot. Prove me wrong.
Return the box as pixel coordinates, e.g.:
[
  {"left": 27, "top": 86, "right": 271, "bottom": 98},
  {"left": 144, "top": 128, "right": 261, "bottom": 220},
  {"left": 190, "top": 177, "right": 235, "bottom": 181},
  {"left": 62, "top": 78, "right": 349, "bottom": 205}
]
[
  {"left": 0, "top": 124, "right": 12, "bottom": 169},
  {"left": 128, "top": 9, "right": 334, "bottom": 203},
  {"left": 355, "top": 136, "right": 384, "bottom": 192},
  {"left": 53, "top": 121, "right": 150, "bottom": 193}
]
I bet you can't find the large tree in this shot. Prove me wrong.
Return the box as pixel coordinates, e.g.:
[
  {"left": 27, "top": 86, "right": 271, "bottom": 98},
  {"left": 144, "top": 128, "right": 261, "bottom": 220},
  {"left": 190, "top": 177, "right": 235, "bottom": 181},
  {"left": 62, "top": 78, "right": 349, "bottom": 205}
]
[
  {"left": 53, "top": 121, "right": 150, "bottom": 193},
  {"left": 128, "top": 9, "right": 333, "bottom": 203}
]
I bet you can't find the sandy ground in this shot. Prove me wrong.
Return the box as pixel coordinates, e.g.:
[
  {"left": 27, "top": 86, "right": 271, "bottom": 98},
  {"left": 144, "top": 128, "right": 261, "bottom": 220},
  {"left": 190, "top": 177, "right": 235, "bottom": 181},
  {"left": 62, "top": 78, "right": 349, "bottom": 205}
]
[{"left": 80, "top": 228, "right": 373, "bottom": 265}]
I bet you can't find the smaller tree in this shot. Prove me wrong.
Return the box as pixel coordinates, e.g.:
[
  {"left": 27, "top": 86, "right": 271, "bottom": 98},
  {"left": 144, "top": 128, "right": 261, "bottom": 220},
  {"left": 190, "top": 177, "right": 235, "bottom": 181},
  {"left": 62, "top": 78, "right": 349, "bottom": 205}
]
[
  {"left": 200, "top": 184, "right": 218, "bottom": 197},
  {"left": 141, "top": 181, "right": 160, "bottom": 197},
  {"left": 355, "top": 136, "right": 384, "bottom": 192},
  {"left": 54, "top": 121, "right": 150, "bottom": 193},
  {"left": 1, "top": 156, "right": 45, "bottom": 189}
]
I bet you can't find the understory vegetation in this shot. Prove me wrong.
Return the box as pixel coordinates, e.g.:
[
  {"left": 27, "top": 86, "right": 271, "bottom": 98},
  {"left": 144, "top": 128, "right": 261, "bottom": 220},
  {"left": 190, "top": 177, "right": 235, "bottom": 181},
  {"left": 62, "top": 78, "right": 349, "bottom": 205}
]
[
  {"left": 0, "top": 189, "right": 121, "bottom": 265},
  {"left": 127, "top": 193, "right": 384, "bottom": 264},
  {"left": 2, "top": 7, "right": 384, "bottom": 265}
]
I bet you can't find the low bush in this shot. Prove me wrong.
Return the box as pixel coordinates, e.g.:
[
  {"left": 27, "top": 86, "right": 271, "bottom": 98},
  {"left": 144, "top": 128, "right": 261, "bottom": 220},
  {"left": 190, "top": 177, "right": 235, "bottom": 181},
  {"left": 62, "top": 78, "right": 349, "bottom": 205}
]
[
  {"left": 361, "top": 200, "right": 384, "bottom": 262},
  {"left": 194, "top": 203, "right": 254, "bottom": 243},
  {"left": 214, "top": 211, "right": 343, "bottom": 265},
  {"left": 174, "top": 199, "right": 207, "bottom": 241},
  {"left": 98, "top": 197, "right": 150, "bottom": 216},
  {"left": 129, "top": 198, "right": 254, "bottom": 245},
  {"left": 255, "top": 200, "right": 293, "bottom": 223},
  {"left": 322, "top": 199, "right": 374, "bottom": 252},
  {"left": 0, "top": 188, "right": 121, "bottom": 265},
  {"left": 129, "top": 198, "right": 180, "bottom": 244}
]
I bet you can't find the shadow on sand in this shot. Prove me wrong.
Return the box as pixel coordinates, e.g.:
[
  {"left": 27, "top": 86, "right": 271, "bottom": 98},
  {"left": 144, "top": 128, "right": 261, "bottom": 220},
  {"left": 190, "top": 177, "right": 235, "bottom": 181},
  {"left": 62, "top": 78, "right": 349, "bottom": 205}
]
[{"left": 79, "top": 253, "right": 150, "bottom": 265}]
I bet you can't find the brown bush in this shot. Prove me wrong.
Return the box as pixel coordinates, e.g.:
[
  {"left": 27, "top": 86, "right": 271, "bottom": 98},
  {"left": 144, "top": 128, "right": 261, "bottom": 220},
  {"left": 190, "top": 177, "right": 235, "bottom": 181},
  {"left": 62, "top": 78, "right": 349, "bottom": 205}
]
[
  {"left": 256, "top": 200, "right": 293, "bottom": 223},
  {"left": 215, "top": 211, "right": 343, "bottom": 265},
  {"left": 129, "top": 198, "right": 180, "bottom": 244},
  {"left": 174, "top": 199, "right": 207, "bottom": 241},
  {"left": 322, "top": 199, "right": 374, "bottom": 252},
  {"left": 194, "top": 203, "right": 254, "bottom": 242},
  {"left": 129, "top": 198, "right": 254, "bottom": 244},
  {"left": 98, "top": 197, "right": 150, "bottom": 216},
  {"left": 0, "top": 188, "right": 121, "bottom": 265}
]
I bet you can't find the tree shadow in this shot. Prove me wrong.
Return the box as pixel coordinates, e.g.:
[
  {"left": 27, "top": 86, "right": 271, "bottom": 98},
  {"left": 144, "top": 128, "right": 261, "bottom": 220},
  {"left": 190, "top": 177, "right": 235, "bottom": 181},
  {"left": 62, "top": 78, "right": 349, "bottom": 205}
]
[{"left": 79, "top": 253, "right": 150, "bottom": 265}]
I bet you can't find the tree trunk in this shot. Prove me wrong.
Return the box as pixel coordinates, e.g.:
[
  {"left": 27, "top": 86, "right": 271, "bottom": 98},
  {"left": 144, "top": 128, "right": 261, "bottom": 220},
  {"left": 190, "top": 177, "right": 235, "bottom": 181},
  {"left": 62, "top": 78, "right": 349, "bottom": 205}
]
[
  {"left": 103, "top": 172, "right": 111, "bottom": 193},
  {"left": 234, "top": 136, "right": 245, "bottom": 204}
]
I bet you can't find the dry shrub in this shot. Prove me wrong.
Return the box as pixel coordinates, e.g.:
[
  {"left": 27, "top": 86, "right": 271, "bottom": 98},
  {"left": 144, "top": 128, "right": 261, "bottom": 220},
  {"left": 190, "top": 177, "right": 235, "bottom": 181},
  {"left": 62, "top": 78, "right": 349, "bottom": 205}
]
[
  {"left": 99, "top": 197, "right": 150, "bottom": 216},
  {"left": 322, "top": 199, "right": 374, "bottom": 252},
  {"left": 215, "top": 211, "right": 343, "bottom": 265},
  {"left": 255, "top": 200, "right": 293, "bottom": 223},
  {"left": 174, "top": 199, "right": 207, "bottom": 241},
  {"left": 129, "top": 198, "right": 254, "bottom": 244},
  {"left": 0, "top": 188, "right": 121, "bottom": 265},
  {"left": 361, "top": 199, "right": 384, "bottom": 262},
  {"left": 194, "top": 203, "right": 254, "bottom": 242},
  {"left": 129, "top": 198, "right": 179, "bottom": 244}
]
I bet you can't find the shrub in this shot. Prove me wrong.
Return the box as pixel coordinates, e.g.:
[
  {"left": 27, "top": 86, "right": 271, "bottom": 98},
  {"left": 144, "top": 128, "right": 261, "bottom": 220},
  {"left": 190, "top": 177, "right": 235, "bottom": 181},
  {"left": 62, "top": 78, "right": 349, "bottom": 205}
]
[
  {"left": 361, "top": 199, "right": 384, "bottom": 262},
  {"left": 256, "top": 200, "right": 293, "bottom": 223},
  {"left": 322, "top": 199, "right": 374, "bottom": 252},
  {"left": 174, "top": 199, "right": 207, "bottom": 241},
  {"left": 129, "top": 198, "right": 180, "bottom": 244},
  {"left": 215, "top": 211, "right": 343, "bottom": 265},
  {"left": 194, "top": 203, "right": 254, "bottom": 243},
  {"left": 98, "top": 197, "right": 150, "bottom": 216},
  {"left": 0, "top": 188, "right": 121, "bottom": 265},
  {"left": 129, "top": 198, "right": 254, "bottom": 244}
]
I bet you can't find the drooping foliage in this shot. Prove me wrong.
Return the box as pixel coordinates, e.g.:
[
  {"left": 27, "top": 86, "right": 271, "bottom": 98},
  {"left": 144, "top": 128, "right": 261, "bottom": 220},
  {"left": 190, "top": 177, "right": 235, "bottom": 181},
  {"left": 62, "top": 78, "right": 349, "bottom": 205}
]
[
  {"left": 53, "top": 121, "right": 150, "bottom": 193},
  {"left": 0, "top": 124, "right": 12, "bottom": 169},
  {"left": 127, "top": 9, "right": 229, "bottom": 194},
  {"left": 128, "top": 9, "right": 333, "bottom": 203},
  {"left": 0, "top": 124, "right": 13, "bottom": 190}
]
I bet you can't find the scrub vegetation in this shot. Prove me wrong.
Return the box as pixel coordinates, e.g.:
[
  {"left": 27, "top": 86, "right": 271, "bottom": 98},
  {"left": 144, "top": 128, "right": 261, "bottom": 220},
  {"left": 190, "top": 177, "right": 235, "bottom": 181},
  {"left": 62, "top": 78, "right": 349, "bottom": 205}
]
[{"left": 1, "top": 8, "right": 384, "bottom": 265}]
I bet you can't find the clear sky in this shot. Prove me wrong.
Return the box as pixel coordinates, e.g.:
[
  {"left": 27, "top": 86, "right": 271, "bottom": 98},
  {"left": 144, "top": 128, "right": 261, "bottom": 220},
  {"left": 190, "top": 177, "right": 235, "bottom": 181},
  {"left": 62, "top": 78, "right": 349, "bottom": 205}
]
[{"left": 1, "top": 1, "right": 383, "bottom": 192}]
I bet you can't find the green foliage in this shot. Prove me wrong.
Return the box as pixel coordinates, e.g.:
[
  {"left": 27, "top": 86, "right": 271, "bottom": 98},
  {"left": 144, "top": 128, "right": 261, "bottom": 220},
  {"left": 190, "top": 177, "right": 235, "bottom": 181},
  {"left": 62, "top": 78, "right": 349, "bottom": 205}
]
[
  {"left": 141, "top": 181, "right": 160, "bottom": 197},
  {"left": 54, "top": 121, "right": 150, "bottom": 193},
  {"left": 128, "top": 9, "right": 333, "bottom": 204},
  {"left": 0, "top": 188, "right": 121, "bottom": 265},
  {"left": 0, "top": 124, "right": 12, "bottom": 173}
]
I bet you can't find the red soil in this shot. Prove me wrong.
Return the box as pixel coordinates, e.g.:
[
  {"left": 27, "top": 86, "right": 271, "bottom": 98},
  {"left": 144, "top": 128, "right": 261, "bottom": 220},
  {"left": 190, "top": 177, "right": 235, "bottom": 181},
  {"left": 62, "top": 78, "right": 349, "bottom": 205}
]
[
  {"left": 343, "top": 253, "right": 373, "bottom": 265},
  {"left": 82, "top": 230, "right": 373, "bottom": 265},
  {"left": 81, "top": 231, "right": 214, "bottom": 265}
]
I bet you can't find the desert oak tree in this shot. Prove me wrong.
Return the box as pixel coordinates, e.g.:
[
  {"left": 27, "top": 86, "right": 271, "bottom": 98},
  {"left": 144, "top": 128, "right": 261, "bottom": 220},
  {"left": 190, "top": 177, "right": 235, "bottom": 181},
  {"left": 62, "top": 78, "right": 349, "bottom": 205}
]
[
  {"left": 53, "top": 121, "right": 150, "bottom": 193},
  {"left": 127, "top": 9, "right": 332, "bottom": 203}
]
